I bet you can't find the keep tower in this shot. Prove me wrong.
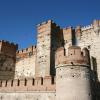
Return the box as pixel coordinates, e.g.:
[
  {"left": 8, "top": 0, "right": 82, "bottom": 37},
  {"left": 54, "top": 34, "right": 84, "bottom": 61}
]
[{"left": 35, "top": 20, "right": 63, "bottom": 77}]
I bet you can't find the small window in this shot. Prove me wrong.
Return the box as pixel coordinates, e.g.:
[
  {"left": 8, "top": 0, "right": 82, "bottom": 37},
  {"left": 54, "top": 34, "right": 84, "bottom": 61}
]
[{"left": 71, "top": 62, "right": 73, "bottom": 65}]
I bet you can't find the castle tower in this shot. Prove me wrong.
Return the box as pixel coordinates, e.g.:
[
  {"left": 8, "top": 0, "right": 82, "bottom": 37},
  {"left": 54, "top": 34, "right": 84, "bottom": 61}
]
[
  {"left": 55, "top": 46, "right": 92, "bottom": 100},
  {"left": 63, "top": 27, "right": 74, "bottom": 56},
  {"left": 0, "top": 40, "right": 18, "bottom": 80},
  {"left": 35, "top": 20, "right": 63, "bottom": 77}
]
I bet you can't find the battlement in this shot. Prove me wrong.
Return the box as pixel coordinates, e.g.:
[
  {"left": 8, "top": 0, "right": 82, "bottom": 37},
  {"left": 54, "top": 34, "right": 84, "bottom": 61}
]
[
  {"left": 16, "top": 45, "right": 36, "bottom": 60},
  {"left": 81, "top": 24, "right": 93, "bottom": 31},
  {"left": 37, "top": 20, "right": 60, "bottom": 28},
  {"left": 16, "top": 45, "right": 36, "bottom": 54},
  {"left": 0, "top": 40, "right": 18, "bottom": 49},
  {"left": 55, "top": 46, "right": 90, "bottom": 66},
  {"left": 37, "top": 20, "right": 60, "bottom": 34},
  {"left": 81, "top": 20, "right": 100, "bottom": 31},
  {"left": 0, "top": 76, "right": 55, "bottom": 92},
  {"left": 37, "top": 20, "right": 53, "bottom": 27}
]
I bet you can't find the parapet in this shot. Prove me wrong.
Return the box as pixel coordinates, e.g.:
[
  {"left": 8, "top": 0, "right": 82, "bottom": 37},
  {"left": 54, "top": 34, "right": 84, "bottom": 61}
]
[
  {"left": 16, "top": 45, "right": 36, "bottom": 54},
  {"left": 81, "top": 24, "right": 93, "bottom": 31},
  {"left": 0, "top": 40, "right": 18, "bottom": 49},
  {"left": 16, "top": 45, "right": 36, "bottom": 59},
  {"left": 0, "top": 76, "right": 56, "bottom": 92},
  {"left": 81, "top": 20, "right": 100, "bottom": 31},
  {"left": 55, "top": 46, "right": 90, "bottom": 66}
]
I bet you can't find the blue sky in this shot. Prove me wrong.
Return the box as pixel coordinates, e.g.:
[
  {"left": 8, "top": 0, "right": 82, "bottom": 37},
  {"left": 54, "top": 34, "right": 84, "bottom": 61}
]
[{"left": 0, "top": 0, "right": 100, "bottom": 49}]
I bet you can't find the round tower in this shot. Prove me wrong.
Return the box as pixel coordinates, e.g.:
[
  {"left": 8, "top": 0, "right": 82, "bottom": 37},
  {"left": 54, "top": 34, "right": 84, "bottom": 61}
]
[{"left": 55, "top": 46, "right": 92, "bottom": 100}]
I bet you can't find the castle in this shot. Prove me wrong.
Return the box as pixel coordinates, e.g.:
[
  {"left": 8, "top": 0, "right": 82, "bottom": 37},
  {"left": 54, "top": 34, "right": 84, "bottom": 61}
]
[{"left": 0, "top": 19, "right": 100, "bottom": 100}]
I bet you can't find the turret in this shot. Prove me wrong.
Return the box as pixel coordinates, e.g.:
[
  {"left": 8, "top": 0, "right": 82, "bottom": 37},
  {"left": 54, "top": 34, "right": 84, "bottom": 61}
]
[{"left": 55, "top": 46, "right": 92, "bottom": 100}]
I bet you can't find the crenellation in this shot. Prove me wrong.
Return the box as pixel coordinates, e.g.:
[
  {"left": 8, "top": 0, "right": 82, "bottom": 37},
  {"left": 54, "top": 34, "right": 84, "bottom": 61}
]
[
  {"left": 0, "top": 77, "right": 56, "bottom": 92},
  {"left": 37, "top": 20, "right": 53, "bottom": 27},
  {"left": 0, "top": 40, "right": 18, "bottom": 48},
  {"left": 37, "top": 19, "right": 61, "bottom": 32},
  {"left": 81, "top": 24, "right": 93, "bottom": 31},
  {"left": 16, "top": 45, "right": 36, "bottom": 54},
  {"left": 56, "top": 46, "right": 90, "bottom": 66}
]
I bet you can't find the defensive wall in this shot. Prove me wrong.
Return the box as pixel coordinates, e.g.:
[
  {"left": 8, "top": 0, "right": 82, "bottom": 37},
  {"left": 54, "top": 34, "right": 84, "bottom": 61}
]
[
  {"left": 0, "top": 76, "right": 55, "bottom": 92},
  {"left": 15, "top": 45, "right": 36, "bottom": 79},
  {"left": 0, "top": 76, "right": 55, "bottom": 100}
]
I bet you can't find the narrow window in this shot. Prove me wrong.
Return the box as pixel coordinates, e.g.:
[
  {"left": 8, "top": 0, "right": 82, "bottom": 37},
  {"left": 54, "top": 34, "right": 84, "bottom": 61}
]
[
  {"left": 41, "top": 78, "right": 43, "bottom": 85},
  {"left": 5, "top": 80, "right": 7, "bottom": 87},
  {"left": 32, "top": 78, "right": 34, "bottom": 85},
  {"left": 24, "top": 78, "right": 27, "bottom": 86},
  {"left": 17, "top": 79, "right": 20, "bottom": 86},
  {"left": 51, "top": 76, "right": 54, "bottom": 84},
  {"left": 11, "top": 80, "right": 13, "bottom": 87}
]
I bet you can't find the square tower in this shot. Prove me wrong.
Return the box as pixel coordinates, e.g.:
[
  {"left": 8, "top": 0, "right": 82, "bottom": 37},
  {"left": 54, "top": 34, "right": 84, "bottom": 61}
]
[{"left": 35, "top": 20, "right": 63, "bottom": 77}]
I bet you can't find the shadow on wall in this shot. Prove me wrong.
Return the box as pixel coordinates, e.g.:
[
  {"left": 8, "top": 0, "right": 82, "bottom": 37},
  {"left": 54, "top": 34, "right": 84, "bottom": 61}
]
[
  {"left": 91, "top": 57, "right": 100, "bottom": 100},
  {"left": 0, "top": 40, "right": 18, "bottom": 80},
  {"left": 0, "top": 54, "right": 16, "bottom": 80},
  {"left": 50, "top": 28, "right": 64, "bottom": 76}
]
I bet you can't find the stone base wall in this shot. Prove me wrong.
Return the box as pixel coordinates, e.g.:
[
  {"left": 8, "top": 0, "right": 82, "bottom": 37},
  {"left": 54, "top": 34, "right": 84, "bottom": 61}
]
[{"left": 0, "top": 91, "right": 55, "bottom": 100}]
